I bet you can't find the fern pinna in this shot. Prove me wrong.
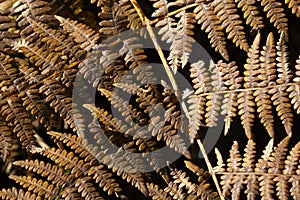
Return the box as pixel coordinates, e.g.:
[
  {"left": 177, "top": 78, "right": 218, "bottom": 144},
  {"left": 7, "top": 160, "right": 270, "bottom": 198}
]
[{"left": 0, "top": 0, "right": 300, "bottom": 200}]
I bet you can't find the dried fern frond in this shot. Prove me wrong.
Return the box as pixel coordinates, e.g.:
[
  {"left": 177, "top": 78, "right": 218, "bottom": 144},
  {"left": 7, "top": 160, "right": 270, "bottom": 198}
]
[
  {"left": 12, "top": 0, "right": 55, "bottom": 37},
  {"left": 254, "top": 32, "right": 276, "bottom": 137},
  {"left": 13, "top": 159, "right": 75, "bottom": 187},
  {"left": 269, "top": 32, "right": 293, "bottom": 136},
  {"left": 194, "top": 2, "right": 229, "bottom": 60},
  {"left": 235, "top": 0, "right": 264, "bottom": 30},
  {"left": 0, "top": 117, "right": 12, "bottom": 162},
  {"left": 9, "top": 175, "right": 60, "bottom": 200},
  {"left": 168, "top": 10, "right": 195, "bottom": 72},
  {"left": 0, "top": 95, "right": 37, "bottom": 150},
  {"left": 55, "top": 15, "right": 99, "bottom": 51},
  {"left": 39, "top": 80, "right": 83, "bottom": 134},
  {"left": 211, "top": 0, "right": 249, "bottom": 51},
  {"left": 215, "top": 137, "right": 300, "bottom": 200},
  {"left": 287, "top": 55, "right": 300, "bottom": 114},
  {"left": 218, "top": 61, "right": 242, "bottom": 135},
  {"left": 28, "top": 19, "right": 86, "bottom": 61},
  {"left": 0, "top": 187, "right": 41, "bottom": 200},
  {"left": 238, "top": 33, "right": 261, "bottom": 139},
  {"left": 34, "top": 147, "right": 90, "bottom": 178},
  {"left": 260, "top": 0, "right": 288, "bottom": 38}
]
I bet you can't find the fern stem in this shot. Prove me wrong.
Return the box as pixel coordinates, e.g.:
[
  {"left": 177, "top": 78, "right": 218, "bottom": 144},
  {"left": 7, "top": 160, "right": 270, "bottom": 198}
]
[
  {"left": 197, "top": 139, "right": 225, "bottom": 200},
  {"left": 130, "top": 0, "right": 179, "bottom": 95},
  {"left": 130, "top": 1, "right": 225, "bottom": 199}
]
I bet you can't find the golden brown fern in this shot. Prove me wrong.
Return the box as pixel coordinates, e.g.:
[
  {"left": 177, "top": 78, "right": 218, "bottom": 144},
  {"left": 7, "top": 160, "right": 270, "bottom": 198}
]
[
  {"left": 211, "top": 0, "right": 249, "bottom": 51},
  {"left": 194, "top": 1, "right": 229, "bottom": 60},
  {"left": 214, "top": 136, "right": 300, "bottom": 200}
]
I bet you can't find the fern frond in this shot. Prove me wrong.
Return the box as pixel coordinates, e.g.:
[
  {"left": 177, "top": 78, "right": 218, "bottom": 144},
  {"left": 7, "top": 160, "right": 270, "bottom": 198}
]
[
  {"left": 88, "top": 165, "right": 125, "bottom": 198},
  {"left": 47, "top": 131, "right": 98, "bottom": 164},
  {"left": 0, "top": 53, "right": 20, "bottom": 94},
  {"left": 218, "top": 61, "right": 242, "bottom": 135},
  {"left": 39, "top": 80, "right": 83, "bottom": 134},
  {"left": 168, "top": 10, "right": 195, "bottom": 72},
  {"left": 215, "top": 137, "right": 300, "bottom": 200},
  {"left": 287, "top": 55, "right": 300, "bottom": 114},
  {"left": 254, "top": 33, "right": 276, "bottom": 137},
  {"left": 119, "top": 0, "right": 144, "bottom": 30},
  {"left": 74, "top": 177, "right": 104, "bottom": 200},
  {"left": 238, "top": 33, "right": 261, "bottom": 138},
  {"left": 0, "top": 187, "right": 40, "bottom": 200},
  {"left": 28, "top": 19, "right": 86, "bottom": 61},
  {"left": 194, "top": 2, "right": 229, "bottom": 60},
  {"left": 269, "top": 32, "right": 293, "bottom": 136},
  {"left": 205, "top": 60, "right": 223, "bottom": 127},
  {"left": 13, "top": 159, "right": 75, "bottom": 187},
  {"left": 1, "top": 96, "right": 36, "bottom": 150},
  {"left": 35, "top": 147, "right": 90, "bottom": 178},
  {"left": 55, "top": 15, "right": 99, "bottom": 51},
  {"left": 147, "top": 182, "right": 172, "bottom": 200},
  {"left": 235, "top": 0, "right": 264, "bottom": 30},
  {"left": 12, "top": 0, "right": 55, "bottom": 37},
  {"left": 261, "top": 0, "right": 288, "bottom": 38},
  {"left": 211, "top": 0, "right": 249, "bottom": 51},
  {"left": 9, "top": 175, "right": 60, "bottom": 200},
  {"left": 0, "top": 117, "right": 12, "bottom": 162}
]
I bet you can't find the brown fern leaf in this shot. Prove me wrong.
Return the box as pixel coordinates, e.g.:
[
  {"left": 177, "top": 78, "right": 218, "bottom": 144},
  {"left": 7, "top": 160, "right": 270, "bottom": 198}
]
[
  {"left": 254, "top": 32, "right": 276, "bottom": 137},
  {"left": 205, "top": 60, "right": 223, "bottom": 127},
  {"left": 0, "top": 95, "right": 37, "bottom": 150},
  {"left": 34, "top": 147, "right": 90, "bottom": 178},
  {"left": 268, "top": 137, "right": 290, "bottom": 200},
  {"left": 18, "top": 89, "right": 56, "bottom": 131},
  {"left": 260, "top": 0, "right": 288, "bottom": 38},
  {"left": 219, "top": 141, "right": 242, "bottom": 197},
  {"left": 168, "top": 10, "right": 195, "bottom": 72},
  {"left": 55, "top": 15, "right": 99, "bottom": 51},
  {"left": 48, "top": 131, "right": 98, "bottom": 165},
  {"left": 164, "top": 181, "right": 186, "bottom": 200},
  {"left": 235, "top": 0, "right": 264, "bottom": 30},
  {"left": 0, "top": 53, "right": 19, "bottom": 94},
  {"left": 13, "top": 40, "right": 65, "bottom": 76},
  {"left": 119, "top": 0, "right": 144, "bottom": 30},
  {"left": 0, "top": 10, "right": 19, "bottom": 53},
  {"left": 216, "top": 137, "right": 300, "bottom": 200},
  {"left": 238, "top": 32, "right": 261, "bottom": 139},
  {"left": 211, "top": 0, "right": 249, "bottom": 51},
  {"left": 269, "top": 32, "right": 293, "bottom": 136},
  {"left": 0, "top": 117, "right": 12, "bottom": 162},
  {"left": 74, "top": 177, "right": 104, "bottom": 200},
  {"left": 39, "top": 80, "right": 85, "bottom": 134},
  {"left": 287, "top": 55, "right": 300, "bottom": 114},
  {"left": 98, "top": 4, "right": 128, "bottom": 40},
  {"left": 28, "top": 19, "right": 86, "bottom": 61},
  {"left": 13, "top": 159, "right": 75, "bottom": 187},
  {"left": 194, "top": 1, "right": 229, "bottom": 60},
  {"left": 285, "top": 0, "right": 300, "bottom": 17},
  {"left": 0, "top": 187, "right": 41, "bottom": 200},
  {"left": 218, "top": 61, "right": 243, "bottom": 135},
  {"left": 147, "top": 182, "right": 172, "bottom": 200},
  {"left": 9, "top": 175, "right": 60, "bottom": 200},
  {"left": 88, "top": 165, "right": 126, "bottom": 198},
  {"left": 84, "top": 104, "right": 128, "bottom": 134},
  {"left": 12, "top": 0, "right": 55, "bottom": 37},
  {"left": 284, "top": 142, "right": 300, "bottom": 200}
]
